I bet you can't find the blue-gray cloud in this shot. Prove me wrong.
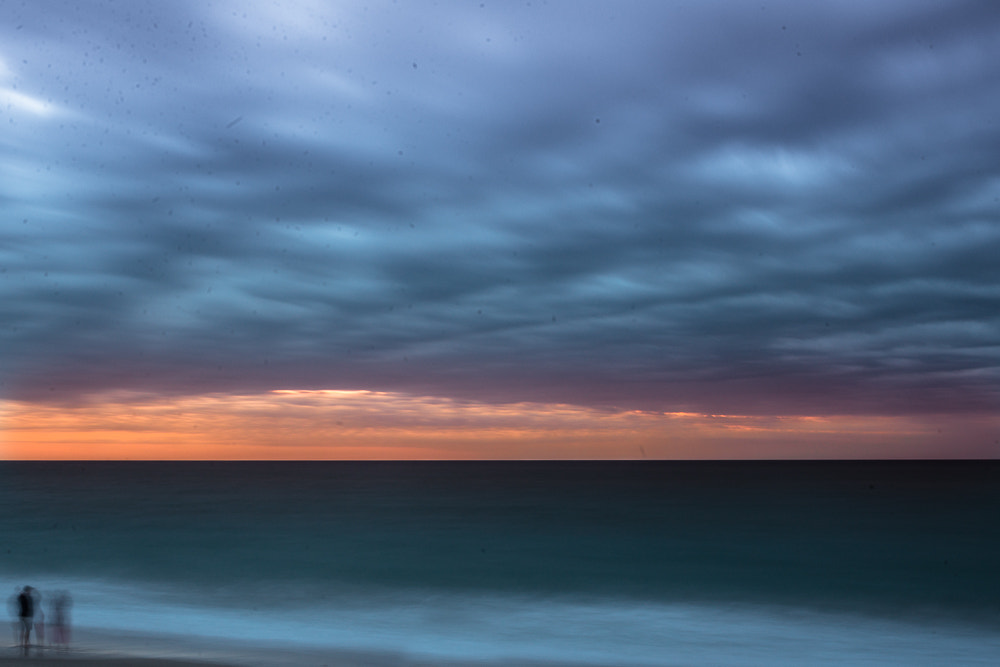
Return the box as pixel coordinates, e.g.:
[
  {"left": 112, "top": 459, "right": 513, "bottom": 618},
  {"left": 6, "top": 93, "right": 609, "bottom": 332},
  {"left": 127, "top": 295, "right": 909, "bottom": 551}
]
[{"left": 2, "top": 0, "right": 999, "bottom": 416}]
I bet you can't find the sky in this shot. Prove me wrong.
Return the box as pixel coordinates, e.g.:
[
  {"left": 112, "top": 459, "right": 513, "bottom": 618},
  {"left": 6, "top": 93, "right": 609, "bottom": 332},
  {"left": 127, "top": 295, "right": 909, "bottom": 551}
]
[{"left": 2, "top": 0, "right": 999, "bottom": 459}]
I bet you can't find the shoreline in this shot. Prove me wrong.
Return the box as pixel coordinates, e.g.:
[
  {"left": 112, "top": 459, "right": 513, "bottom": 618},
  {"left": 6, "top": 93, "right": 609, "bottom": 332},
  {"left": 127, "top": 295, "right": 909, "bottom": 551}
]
[
  {"left": 0, "top": 627, "right": 569, "bottom": 667},
  {"left": 0, "top": 656, "right": 230, "bottom": 667},
  {"left": 0, "top": 627, "right": 436, "bottom": 667}
]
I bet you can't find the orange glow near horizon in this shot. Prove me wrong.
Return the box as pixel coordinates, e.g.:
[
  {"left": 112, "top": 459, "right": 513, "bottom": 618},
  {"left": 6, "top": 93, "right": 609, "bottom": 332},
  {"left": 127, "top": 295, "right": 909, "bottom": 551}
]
[{"left": 2, "top": 389, "right": 998, "bottom": 460}]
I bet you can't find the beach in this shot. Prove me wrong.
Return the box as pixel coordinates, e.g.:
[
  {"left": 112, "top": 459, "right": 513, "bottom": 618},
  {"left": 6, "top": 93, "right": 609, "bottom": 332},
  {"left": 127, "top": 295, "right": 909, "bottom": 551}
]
[
  {"left": 2, "top": 629, "right": 465, "bottom": 667},
  {"left": 2, "top": 626, "right": 589, "bottom": 667},
  {"left": 0, "top": 660, "right": 226, "bottom": 667},
  {"left": 0, "top": 655, "right": 231, "bottom": 667},
  {"left": 2, "top": 631, "right": 467, "bottom": 667}
]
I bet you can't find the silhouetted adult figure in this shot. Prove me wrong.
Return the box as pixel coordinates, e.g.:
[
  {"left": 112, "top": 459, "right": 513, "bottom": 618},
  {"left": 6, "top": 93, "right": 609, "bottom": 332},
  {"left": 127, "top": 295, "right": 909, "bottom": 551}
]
[
  {"left": 34, "top": 592, "right": 45, "bottom": 647},
  {"left": 17, "top": 586, "right": 34, "bottom": 656},
  {"left": 7, "top": 588, "right": 19, "bottom": 646},
  {"left": 51, "top": 591, "right": 72, "bottom": 649}
]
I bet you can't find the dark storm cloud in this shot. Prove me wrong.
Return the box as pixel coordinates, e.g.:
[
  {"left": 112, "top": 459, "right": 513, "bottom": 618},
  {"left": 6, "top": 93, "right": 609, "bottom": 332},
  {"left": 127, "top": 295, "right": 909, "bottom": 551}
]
[{"left": 2, "top": 0, "right": 998, "bottom": 415}]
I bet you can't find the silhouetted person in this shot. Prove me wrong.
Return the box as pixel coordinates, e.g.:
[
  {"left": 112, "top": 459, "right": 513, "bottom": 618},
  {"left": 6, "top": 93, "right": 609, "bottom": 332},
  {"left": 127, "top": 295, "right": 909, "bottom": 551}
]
[
  {"left": 51, "top": 591, "right": 72, "bottom": 650},
  {"left": 17, "top": 586, "right": 34, "bottom": 656},
  {"left": 35, "top": 593, "right": 45, "bottom": 647},
  {"left": 7, "top": 588, "right": 19, "bottom": 646}
]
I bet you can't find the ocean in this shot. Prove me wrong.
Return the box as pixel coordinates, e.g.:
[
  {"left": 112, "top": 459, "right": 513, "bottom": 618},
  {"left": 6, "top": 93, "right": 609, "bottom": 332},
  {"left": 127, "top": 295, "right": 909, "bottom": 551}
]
[{"left": 1, "top": 461, "right": 998, "bottom": 665}]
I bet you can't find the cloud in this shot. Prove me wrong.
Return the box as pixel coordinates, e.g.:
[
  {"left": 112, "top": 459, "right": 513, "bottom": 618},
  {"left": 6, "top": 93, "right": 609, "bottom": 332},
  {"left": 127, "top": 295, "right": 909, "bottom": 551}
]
[
  {"left": 5, "top": 390, "right": 997, "bottom": 460},
  {"left": 1, "top": 0, "right": 998, "bottom": 446}
]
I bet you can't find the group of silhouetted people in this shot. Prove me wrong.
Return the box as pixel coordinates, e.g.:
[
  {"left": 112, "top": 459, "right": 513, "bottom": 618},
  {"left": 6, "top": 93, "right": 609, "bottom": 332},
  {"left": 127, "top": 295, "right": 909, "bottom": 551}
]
[{"left": 9, "top": 586, "right": 71, "bottom": 656}]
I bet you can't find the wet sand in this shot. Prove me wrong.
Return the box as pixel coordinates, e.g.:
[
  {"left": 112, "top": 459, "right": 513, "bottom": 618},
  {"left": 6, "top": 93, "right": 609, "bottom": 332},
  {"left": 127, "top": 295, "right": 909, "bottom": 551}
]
[
  {"left": 0, "top": 627, "right": 438, "bottom": 667},
  {"left": 0, "top": 652, "right": 526, "bottom": 667},
  {"left": 0, "top": 659, "right": 231, "bottom": 667},
  {"left": 0, "top": 648, "right": 440, "bottom": 667},
  {"left": 0, "top": 626, "right": 546, "bottom": 667}
]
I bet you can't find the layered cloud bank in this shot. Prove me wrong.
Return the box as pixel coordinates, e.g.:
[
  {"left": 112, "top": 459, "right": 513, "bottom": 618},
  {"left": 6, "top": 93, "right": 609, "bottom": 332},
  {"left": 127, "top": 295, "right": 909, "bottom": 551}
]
[
  {"left": 2, "top": 1, "right": 999, "bottom": 457},
  {"left": 3, "top": 390, "right": 997, "bottom": 460}
]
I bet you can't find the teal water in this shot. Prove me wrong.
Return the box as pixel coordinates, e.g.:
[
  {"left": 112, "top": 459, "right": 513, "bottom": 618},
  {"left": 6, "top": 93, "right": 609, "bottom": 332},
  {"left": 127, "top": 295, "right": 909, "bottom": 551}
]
[{"left": 2, "top": 461, "right": 998, "bottom": 664}]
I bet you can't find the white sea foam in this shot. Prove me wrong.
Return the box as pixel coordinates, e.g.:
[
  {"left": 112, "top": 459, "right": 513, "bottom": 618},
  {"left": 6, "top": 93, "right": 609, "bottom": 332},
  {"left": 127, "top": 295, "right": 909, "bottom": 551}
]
[{"left": 6, "top": 572, "right": 999, "bottom": 666}]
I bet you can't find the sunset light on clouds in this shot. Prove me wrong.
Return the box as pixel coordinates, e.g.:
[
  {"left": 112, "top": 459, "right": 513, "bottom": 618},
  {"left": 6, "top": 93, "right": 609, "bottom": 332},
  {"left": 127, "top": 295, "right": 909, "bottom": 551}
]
[
  {"left": 2, "top": 1, "right": 999, "bottom": 459},
  {"left": 3, "top": 390, "right": 996, "bottom": 460}
]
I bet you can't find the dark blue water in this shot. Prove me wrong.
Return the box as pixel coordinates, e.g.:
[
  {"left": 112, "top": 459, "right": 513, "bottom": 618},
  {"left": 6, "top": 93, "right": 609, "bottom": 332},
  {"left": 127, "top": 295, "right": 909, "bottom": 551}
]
[{"left": 2, "top": 461, "right": 998, "bottom": 664}]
